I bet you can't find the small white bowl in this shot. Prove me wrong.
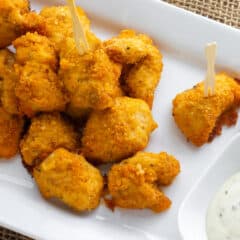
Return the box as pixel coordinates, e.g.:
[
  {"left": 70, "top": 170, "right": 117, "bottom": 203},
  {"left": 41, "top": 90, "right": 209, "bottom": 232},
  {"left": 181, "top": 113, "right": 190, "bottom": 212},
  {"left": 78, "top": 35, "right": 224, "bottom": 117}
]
[{"left": 178, "top": 133, "right": 240, "bottom": 240}]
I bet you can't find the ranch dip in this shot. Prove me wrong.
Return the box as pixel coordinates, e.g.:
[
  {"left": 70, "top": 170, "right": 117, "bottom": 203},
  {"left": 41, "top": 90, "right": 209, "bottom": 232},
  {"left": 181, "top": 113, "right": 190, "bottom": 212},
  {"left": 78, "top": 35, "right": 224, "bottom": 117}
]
[{"left": 206, "top": 171, "right": 240, "bottom": 240}]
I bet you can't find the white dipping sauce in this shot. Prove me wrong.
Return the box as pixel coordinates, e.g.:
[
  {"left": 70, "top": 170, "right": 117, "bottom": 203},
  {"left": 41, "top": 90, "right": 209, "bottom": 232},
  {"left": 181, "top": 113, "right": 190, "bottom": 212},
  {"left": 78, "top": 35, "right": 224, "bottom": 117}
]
[{"left": 206, "top": 172, "right": 240, "bottom": 240}]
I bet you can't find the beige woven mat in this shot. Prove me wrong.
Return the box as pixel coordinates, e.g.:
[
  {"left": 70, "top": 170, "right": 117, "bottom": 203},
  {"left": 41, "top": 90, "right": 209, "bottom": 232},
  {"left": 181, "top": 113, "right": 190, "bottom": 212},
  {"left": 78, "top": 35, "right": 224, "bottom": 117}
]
[
  {"left": 0, "top": 0, "right": 239, "bottom": 239},
  {"left": 164, "top": 0, "right": 240, "bottom": 27}
]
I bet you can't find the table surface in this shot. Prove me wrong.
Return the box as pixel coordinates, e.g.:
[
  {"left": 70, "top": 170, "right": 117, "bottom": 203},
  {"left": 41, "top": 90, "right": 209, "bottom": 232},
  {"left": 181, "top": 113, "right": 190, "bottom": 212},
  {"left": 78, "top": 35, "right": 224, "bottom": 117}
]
[{"left": 1, "top": 0, "right": 239, "bottom": 239}]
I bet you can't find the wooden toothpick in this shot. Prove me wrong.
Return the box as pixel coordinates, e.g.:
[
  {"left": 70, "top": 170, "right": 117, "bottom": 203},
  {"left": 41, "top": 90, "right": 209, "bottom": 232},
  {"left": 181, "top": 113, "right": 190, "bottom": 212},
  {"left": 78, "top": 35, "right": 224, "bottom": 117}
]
[
  {"left": 204, "top": 42, "right": 217, "bottom": 97},
  {"left": 67, "top": 0, "right": 89, "bottom": 55}
]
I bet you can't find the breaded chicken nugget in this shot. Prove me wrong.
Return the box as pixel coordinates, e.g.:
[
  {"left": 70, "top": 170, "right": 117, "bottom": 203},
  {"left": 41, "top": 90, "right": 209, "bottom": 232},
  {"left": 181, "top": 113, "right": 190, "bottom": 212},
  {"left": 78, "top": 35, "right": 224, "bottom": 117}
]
[
  {"left": 13, "top": 32, "right": 57, "bottom": 70},
  {"left": 0, "top": 49, "right": 19, "bottom": 114},
  {"left": 66, "top": 102, "right": 92, "bottom": 120},
  {"left": 82, "top": 97, "right": 158, "bottom": 163},
  {"left": 34, "top": 148, "right": 104, "bottom": 211},
  {"left": 0, "top": 107, "right": 24, "bottom": 158},
  {"left": 15, "top": 62, "right": 67, "bottom": 117},
  {"left": 104, "top": 30, "right": 163, "bottom": 108},
  {"left": 59, "top": 35, "right": 101, "bottom": 62},
  {"left": 0, "top": 81, "right": 2, "bottom": 97},
  {"left": 173, "top": 73, "right": 240, "bottom": 147},
  {"left": 0, "top": 0, "right": 45, "bottom": 48},
  {"left": 60, "top": 45, "right": 122, "bottom": 118},
  {"left": 0, "top": 49, "right": 14, "bottom": 77},
  {"left": 108, "top": 151, "right": 180, "bottom": 212},
  {"left": 20, "top": 113, "right": 79, "bottom": 167},
  {"left": 13, "top": 33, "right": 68, "bottom": 117},
  {"left": 40, "top": 6, "right": 100, "bottom": 52}
]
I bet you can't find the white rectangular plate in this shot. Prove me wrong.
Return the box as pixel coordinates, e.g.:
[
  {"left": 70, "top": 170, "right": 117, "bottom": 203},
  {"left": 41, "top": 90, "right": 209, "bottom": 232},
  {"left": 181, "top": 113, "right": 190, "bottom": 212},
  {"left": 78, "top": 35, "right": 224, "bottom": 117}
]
[
  {"left": 178, "top": 133, "right": 240, "bottom": 240},
  {"left": 1, "top": 0, "right": 240, "bottom": 239}
]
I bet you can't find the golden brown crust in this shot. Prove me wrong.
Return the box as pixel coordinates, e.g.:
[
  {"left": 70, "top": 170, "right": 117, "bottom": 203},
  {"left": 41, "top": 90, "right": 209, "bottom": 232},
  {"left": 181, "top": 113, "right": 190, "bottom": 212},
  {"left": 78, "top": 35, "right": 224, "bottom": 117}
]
[
  {"left": 208, "top": 107, "right": 238, "bottom": 142},
  {"left": 66, "top": 101, "right": 92, "bottom": 120},
  {"left": 82, "top": 97, "right": 158, "bottom": 163},
  {"left": 34, "top": 148, "right": 104, "bottom": 211},
  {"left": 0, "top": 81, "right": 3, "bottom": 97},
  {"left": 0, "top": 49, "right": 19, "bottom": 114},
  {"left": 0, "top": 0, "right": 45, "bottom": 48},
  {"left": 40, "top": 6, "right": 89, "bottom": 48},
  {"left": 40, "top": 6, "right": 100, "bottom": 52},
  {"left": 20, "top": 113, "right": 79, "bottom": 167},
  {"left": 108, "top": 151, "right": 180, "bottom": 212},
  {"left": 0, "top": 107, "right": 24, "bottom": 158},
  {"left": 172, "top": 73, "right": 240, "bottom": 146},
  {"left": 104, "top": 29, "right": 163, "bottom": 108},
  {"left": 15, "top": 62, "right": 68, "bottom": 117},
  {"left": 13, "top": 32, "right": 57, "bottom": 70},
  {"left": 60, "top": 45, "right": 122, "bottom": 118},
  {"left": 13, "top": 32, "right": 68, "bottom": 117},
  {"left": 0, "top": 0, "right": 29, "bottom": 48}
]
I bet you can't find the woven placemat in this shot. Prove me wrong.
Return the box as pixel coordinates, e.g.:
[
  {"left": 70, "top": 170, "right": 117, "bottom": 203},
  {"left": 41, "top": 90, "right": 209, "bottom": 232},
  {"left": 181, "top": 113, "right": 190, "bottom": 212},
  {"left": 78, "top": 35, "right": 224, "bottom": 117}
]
[
  {"left": 0, "top": 0, "right": 239, "bottom": 239},
  {"left": 163, "top": 0, "right": 240, "bottom": 28}
]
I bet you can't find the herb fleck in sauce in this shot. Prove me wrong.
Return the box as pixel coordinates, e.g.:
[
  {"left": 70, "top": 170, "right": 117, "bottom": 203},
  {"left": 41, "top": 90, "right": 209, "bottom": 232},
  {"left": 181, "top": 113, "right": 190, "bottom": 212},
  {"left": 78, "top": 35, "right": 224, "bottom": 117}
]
[{"left": 207, "top": 172, "right": 240, "bottom": 240}]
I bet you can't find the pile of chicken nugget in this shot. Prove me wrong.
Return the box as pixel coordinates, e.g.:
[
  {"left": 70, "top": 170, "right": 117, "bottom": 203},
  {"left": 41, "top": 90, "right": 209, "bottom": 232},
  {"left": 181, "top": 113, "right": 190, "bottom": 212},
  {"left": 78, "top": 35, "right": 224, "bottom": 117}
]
[{"left": 0, "top": 0, "right": 180, "bottom": 213}]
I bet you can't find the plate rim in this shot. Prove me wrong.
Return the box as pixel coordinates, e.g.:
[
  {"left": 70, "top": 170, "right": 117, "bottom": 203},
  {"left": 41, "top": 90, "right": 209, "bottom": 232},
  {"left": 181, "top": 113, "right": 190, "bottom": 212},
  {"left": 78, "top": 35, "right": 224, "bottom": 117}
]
[
  {"left": 1, "top": 0, "right": 240, "bottom": 239},
  {"left": 177, "top": 132, "right": 240, "bottom": 240}
]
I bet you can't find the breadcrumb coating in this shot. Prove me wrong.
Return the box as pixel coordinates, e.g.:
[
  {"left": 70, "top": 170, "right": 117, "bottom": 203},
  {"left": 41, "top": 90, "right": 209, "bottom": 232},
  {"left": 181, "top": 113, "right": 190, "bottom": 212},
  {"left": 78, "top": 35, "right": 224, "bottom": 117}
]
[
  {"left": 0, "top": 0, "right": 45, "bottom": 48},
  {"left": 34, "top": 148, "right": 104, "bottom": 211},
  {"left": 173, "top": 73, "right": 240, "bottom": 146},
  {"left": 108, "top": 151, "right": 180, "bottom": 212},
  {"left": 15, "top": 62, "right": 68, "bottom": 117},
  {"left": 0, "top": 81, "right": 3, "bottom": 97},
  {"left": 60, "top": 46, "right": 122, "bottom": 117},
  {"left": 66, "top": 101, "right": 92, "bottom": 119},
  {"left": 82, "top": 97, "right": 158, "bottom": 163},
  {"left": 104, "top": 30, "right": 163, "bottom": 108},
  {"left": 40, "top": 6, "right": 100, "bottom": 52},
  {"left": 0, "top": 107, "right": 24, "bottom": 158},
  {"left": 0, "top": 49, "right": 19, "bottom": 114},
  {"left": 13, "top": 32, "right": 68, "bottom": 116},
  {"left": 13, "top": 32, "right": 57, "bottom": 70},
  {"left": 20, "top": 113, "right": 79, "bottom": 167}
]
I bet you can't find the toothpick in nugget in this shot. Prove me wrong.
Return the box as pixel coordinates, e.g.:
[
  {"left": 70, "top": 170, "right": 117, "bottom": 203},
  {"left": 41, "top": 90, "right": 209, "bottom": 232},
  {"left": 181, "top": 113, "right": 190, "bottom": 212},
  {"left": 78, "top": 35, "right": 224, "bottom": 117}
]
[
  {"left": 67, "top": 0, "right": 89, "bottom": 55},
  {"left": 204, "top": 42, "right": 217, "bottom": 97}
]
